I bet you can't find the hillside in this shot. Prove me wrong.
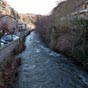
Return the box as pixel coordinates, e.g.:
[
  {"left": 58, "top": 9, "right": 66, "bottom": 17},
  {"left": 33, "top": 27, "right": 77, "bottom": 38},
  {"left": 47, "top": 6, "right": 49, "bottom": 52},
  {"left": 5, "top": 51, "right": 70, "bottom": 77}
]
[
  {"left": 36, "top": 0, "right": 88, "bottom": 70},
  {"left": 0, "top": 0, "right": 36, "bottom": 30},
  {"left": 0, "top": 0, "right": 20, "bottom": 20},
  {"left": 19, "top": 13, "right": 36, "bottom": 30}
]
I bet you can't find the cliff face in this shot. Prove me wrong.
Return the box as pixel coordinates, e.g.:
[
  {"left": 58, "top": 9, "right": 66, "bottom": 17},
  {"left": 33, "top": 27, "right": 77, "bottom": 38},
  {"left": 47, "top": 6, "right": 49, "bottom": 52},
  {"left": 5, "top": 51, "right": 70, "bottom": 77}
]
[
  {"left": 0, "top": 0, "right": 36, "bottom": 30},
  {"left": 0, "top": 0, "right": 20, "bottom": 38},
  {"left": 0, "top": 0, "right": 20, "bottom": 20},
  {"left": 36, "top": 0, "right": 88, "bottom": 70},
  {"left": 52, "top": 0, "right": 85, "bottom": 28}
]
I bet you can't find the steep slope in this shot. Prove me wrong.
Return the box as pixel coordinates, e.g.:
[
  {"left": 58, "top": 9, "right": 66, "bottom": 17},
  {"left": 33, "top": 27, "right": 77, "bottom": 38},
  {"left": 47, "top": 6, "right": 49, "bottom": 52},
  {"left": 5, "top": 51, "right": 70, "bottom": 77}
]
[
  {"left": 36, "top": 0, "right": 88, "bottom": 70},
  {"left": 0, "top": 0, "right": 36, "bottom": 30},
  {"left": 19, "top": 13, "right": 36, "bottom": 30},
  {"left": 0, "top": 0, "right": 20, "bottom": 20}
]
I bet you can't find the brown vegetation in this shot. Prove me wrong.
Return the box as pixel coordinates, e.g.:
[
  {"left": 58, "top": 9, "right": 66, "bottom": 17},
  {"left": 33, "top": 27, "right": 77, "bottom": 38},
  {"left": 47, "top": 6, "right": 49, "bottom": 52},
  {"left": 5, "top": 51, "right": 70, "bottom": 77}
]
[
  {"left": 19, "top": 13, "right": 36, "bottom": 30},
  {"left": 0, "top": 56, "right": 21, "bottom": 88},
  {"left": 36, "top": 0, "right": 88, "bottom": 70}
]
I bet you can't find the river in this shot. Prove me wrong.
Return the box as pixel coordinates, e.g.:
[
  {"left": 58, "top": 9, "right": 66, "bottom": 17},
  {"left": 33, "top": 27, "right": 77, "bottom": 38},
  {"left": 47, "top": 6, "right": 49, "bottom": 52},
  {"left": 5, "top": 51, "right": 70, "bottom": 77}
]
[{"left": 16, "top": 31, "right": 88, "bottom": 88}]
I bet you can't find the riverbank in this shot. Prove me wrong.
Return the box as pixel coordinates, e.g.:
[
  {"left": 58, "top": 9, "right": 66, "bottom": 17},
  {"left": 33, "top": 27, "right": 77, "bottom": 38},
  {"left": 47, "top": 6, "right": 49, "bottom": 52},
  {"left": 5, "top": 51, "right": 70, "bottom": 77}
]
[
  {"left": 35, "top": 16, "right": 88, "bottom": 71},
  {"left": 0, "top": 55, "right": 21, "bottom": 88},
  {"left": 36, "top": 28, "right": 88, "bottom": 71},
  {"left": 35, "top": 0, "right": 88, "bottom": 71},
  {"left": 0, "top": 30, "right": 29, "bottom": 88}
]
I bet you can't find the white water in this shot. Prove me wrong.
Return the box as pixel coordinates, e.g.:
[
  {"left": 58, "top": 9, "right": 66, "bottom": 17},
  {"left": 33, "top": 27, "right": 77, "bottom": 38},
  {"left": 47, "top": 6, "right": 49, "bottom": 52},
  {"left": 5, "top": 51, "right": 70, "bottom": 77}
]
[{"left": 17, "top": 32, "right": 88, "bottom": 88}]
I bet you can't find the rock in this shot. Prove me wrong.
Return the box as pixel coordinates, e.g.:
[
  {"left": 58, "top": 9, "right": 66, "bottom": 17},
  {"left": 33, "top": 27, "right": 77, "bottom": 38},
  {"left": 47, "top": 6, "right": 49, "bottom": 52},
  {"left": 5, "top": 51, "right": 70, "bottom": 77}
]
[{"left": 55, "top": 34, "right": 73, "bottom": 54}]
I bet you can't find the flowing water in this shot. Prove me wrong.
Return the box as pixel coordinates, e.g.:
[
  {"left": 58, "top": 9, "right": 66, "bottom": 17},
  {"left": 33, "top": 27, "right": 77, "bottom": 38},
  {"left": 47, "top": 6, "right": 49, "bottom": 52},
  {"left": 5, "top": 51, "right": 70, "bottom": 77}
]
[{"left": 16, "top": 31, "right": 88, "bottom": 88}]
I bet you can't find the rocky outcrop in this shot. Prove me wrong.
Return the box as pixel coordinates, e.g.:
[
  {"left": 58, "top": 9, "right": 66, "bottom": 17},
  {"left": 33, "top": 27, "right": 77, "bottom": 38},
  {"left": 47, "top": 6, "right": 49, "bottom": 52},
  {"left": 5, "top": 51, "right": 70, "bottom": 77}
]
[
  {"left": 0, "top": 15, "right": 17, "bottom": 33},
  {"left": 0, "top": 0, "right": 20, "bottom": 20},
  {"left": 0, "top": 0, "right": 36, "bottom": 31},
  {"left": 36, "top": 0, "right": 88, "bottom": 70}
]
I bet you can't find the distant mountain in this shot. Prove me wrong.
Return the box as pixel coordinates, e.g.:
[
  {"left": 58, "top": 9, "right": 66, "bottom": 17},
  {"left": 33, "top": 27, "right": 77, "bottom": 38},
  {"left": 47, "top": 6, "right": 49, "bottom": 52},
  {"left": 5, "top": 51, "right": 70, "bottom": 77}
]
[{"left": 19, "top": 13, "right": 37, "bottom": 29}]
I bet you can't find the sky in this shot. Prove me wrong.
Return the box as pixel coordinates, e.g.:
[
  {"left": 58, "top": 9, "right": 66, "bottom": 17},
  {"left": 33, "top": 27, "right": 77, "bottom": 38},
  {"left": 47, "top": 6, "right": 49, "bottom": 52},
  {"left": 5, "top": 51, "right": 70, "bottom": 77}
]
[{"left": 6, "top": 0, "right": 63, "bottom": 15}]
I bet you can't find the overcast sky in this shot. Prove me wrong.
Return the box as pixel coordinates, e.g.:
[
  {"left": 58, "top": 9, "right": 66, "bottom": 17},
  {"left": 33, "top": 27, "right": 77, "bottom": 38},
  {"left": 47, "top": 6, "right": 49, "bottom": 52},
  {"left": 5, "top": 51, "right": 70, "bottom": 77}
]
[{"left": 6, "top": 0, "right": 63, "bottom": 15}]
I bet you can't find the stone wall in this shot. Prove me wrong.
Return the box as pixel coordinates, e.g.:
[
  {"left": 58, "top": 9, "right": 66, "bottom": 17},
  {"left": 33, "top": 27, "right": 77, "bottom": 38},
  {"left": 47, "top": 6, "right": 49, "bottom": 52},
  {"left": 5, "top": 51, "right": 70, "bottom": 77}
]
[
  {"left": 0, "top": 30, "right": 29, "bottom": 88},
  {"left": 0, "top": 30, "right": 29, "bottom": 63}
]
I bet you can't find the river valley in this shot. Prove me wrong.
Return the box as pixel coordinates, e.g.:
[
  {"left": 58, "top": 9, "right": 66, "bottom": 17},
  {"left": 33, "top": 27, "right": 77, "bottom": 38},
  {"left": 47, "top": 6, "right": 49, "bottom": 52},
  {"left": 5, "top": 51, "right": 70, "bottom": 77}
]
[{"left": 16, "top": 31, "right": 88, "bottom": 88}]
